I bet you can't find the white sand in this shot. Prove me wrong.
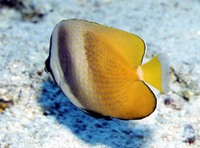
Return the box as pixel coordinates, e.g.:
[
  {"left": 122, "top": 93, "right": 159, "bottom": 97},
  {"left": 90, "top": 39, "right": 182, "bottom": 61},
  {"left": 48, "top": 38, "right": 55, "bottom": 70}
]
[{"left": 0, "top": 0, "right": 199, "bottom": 147}]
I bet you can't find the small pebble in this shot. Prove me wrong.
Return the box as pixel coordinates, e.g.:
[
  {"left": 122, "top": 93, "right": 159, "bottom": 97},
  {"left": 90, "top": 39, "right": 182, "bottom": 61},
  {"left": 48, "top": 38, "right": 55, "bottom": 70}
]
[
  {"left": 164, "top": 96, "right": 182, "bottom": 110},
  {"left": 182, "top": 124, "right": 196, "bottom": 144},
  {"left": 0, "top": 98, "right": 14, "bottom": 113}
]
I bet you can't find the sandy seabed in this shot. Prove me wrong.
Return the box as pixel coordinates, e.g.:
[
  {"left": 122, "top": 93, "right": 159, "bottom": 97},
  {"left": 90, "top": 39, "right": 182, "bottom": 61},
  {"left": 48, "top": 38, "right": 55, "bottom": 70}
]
[{"left": 0, "top": 0, "right": 200, "bottom": 148}]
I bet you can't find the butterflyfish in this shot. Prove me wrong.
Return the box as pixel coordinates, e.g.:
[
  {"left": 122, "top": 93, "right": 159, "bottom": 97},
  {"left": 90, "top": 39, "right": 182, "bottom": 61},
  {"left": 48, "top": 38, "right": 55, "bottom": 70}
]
[{"left": 45, "top": 19, "right": 169, "bottom": 120}]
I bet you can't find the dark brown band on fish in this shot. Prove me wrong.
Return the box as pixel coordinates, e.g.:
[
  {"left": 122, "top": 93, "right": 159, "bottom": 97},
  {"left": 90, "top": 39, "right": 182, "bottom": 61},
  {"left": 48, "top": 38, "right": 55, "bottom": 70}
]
[{"left": 57, "top": 26, "right": 80, "bottom": 98}]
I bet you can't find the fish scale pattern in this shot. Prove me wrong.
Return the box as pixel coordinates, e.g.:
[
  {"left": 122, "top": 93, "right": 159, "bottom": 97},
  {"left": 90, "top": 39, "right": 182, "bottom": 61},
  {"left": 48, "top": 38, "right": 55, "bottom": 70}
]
[{"left": 83, "top": 30, "right": 138, "bottom": 117}]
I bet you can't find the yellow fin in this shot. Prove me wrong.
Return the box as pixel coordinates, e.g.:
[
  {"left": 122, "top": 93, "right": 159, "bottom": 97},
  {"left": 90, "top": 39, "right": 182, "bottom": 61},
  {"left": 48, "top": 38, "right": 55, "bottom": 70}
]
[
  {"left": 91, "top": 80, "right": 156, "bottom": 120},
  {"left": 139, "top": 53, "right": 169, "bottom": 93}
]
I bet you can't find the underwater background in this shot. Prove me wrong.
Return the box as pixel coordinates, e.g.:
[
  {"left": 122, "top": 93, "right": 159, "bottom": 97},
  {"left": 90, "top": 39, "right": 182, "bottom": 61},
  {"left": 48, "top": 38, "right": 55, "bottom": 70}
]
[{"left": 0, "top": 0, "right": 199, "bottom": 147}]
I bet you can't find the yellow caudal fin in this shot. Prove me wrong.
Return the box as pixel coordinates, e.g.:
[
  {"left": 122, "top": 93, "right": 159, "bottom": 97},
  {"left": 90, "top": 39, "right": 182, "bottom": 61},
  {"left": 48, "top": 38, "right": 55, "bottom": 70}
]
[{"left": 138, "top": 53, "right": 169, "bottom": 93}]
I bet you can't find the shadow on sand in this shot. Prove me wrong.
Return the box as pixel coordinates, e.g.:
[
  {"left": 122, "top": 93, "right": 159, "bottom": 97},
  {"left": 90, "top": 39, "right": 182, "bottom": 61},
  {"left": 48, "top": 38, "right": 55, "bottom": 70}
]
[{"left": 37, "top": 80, "right": 152, "bottom": 148}]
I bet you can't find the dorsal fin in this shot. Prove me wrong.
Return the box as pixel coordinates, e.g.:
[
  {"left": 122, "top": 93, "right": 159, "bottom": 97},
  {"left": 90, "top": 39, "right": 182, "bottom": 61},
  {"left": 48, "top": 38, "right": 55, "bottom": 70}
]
[{"left": 69, "top": 19, "right": 146, "bottom": 67}]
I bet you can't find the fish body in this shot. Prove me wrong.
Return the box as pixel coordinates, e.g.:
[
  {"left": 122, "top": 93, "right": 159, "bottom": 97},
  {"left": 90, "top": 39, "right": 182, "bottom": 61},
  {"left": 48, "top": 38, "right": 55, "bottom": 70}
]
[{"left": 45, "top": 19, "right": 169, "bottom": 120}]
